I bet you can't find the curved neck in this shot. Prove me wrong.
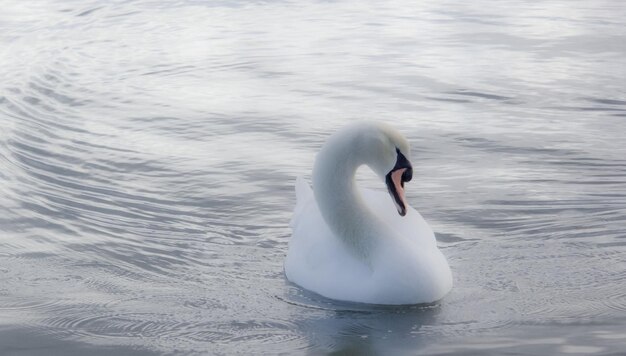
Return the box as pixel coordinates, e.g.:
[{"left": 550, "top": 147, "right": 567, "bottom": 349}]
[{"left": 312, "top": 134, "right": 386, "bottom": 263}]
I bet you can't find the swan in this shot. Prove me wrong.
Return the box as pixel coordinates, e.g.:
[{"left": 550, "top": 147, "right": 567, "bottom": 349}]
[{"left": 285, "top": 122, "right": 452, "bottom": 305}]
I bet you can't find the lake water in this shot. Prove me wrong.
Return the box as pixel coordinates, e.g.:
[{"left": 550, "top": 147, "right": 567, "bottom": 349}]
[{"left": 1, "top": 0, "right": 626, "bottom": 354}]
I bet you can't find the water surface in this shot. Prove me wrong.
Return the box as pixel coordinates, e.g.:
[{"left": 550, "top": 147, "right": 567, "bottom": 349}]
[{"left": 1, "top": 0, "right": 626, "bottom": 354}]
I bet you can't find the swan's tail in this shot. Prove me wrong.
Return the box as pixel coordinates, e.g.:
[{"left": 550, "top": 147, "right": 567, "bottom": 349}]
[
  {"left": 295, "top": 176, "right": 312, "bottom": 203},
  {"left": 290, "top": 176, "right": 313, "bottom": 229}
]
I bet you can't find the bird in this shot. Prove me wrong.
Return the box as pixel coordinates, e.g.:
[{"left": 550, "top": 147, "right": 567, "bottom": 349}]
[{"left": 285, "top": 121, "right": 452, "bottom": 305}]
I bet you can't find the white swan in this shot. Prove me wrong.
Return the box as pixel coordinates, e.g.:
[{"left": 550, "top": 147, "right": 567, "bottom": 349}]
[{"left": 285, "top": 122, "right": 452, "bottom": 305}]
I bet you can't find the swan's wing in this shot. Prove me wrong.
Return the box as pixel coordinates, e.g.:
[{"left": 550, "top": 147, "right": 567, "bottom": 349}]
[
  {"left": 286, "top": 183, "right": 446, "bottom": 304},
  {"left": 361, "top": 188, "right": 438, "bottom": 248},
  {"left": 286, "top": 187, "right": 373, "bottom": 301}
]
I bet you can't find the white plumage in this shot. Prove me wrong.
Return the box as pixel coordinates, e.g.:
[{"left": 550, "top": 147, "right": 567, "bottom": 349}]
[{"left": 285, "top": 122, "right": 452, "bottom": 305}]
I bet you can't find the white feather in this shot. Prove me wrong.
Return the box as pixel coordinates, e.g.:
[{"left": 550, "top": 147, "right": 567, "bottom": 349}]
[{"left": 285, "top": 122, "right": 452, "bottom": 305}]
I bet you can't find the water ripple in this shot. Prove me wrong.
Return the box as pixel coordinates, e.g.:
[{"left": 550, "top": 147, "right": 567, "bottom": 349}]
[{"left": 1, "top": 0, "right": 626, "bottom": 354}]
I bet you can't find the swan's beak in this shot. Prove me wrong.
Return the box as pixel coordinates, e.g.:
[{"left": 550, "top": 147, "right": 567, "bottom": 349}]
[{"left": 385, "top": 150, "right": 413, "bottom": 216}]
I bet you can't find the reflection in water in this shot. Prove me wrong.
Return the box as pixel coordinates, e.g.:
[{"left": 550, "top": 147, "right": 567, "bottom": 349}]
[
  {"left": 1, "top": 0, "right": 625, "bottom": 354},
  {"left": 311, "top": 306, "right": 440, "bottom": 355},
  {"left": 282, "top": 286, "right": 442, "bottom": 354}
]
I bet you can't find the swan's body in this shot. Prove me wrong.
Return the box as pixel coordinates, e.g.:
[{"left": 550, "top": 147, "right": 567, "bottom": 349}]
[{"left": 285, "top": 122, "right": 452, "bottom": 305}]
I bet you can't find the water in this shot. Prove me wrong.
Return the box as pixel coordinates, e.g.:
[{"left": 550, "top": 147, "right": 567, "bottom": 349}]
[{"left": 1, "top": 0, "right": 625, "bottom": 354}]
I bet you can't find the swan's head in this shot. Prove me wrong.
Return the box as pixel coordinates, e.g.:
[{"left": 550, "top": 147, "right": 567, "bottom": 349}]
[
  {"left": 314, "top": 121, "right": 414, "bottom": 217},
  {"left": 353, "top": 122, "right": 414, "bottom": 216}
]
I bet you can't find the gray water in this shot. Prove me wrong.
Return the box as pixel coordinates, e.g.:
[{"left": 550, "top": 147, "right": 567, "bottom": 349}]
[{"left": 1, "top": 0, "right": 626, "bottom": 355}]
